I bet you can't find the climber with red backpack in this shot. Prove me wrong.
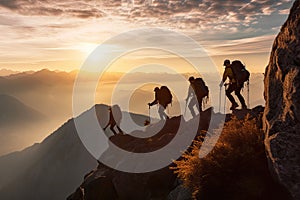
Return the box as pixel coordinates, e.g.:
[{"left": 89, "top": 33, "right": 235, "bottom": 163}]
[
  {"left": 148, "top": 86, "right": 172, "bottom": 120},
  {"left": 219, "top": 59, "right": 249, "bottom": 110},
  {"left": 186, "top": 76, "right": 209, "bottom": 117}
]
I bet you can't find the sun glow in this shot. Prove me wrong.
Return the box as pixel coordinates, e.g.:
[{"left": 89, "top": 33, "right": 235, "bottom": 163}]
[{"left": 76, "top": 43, "right": 99, "bottom": 54}]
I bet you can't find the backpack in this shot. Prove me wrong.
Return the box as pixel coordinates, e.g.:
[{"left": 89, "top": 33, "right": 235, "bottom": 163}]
[
  {"left": 158, "top": 86, "right": 173, "bottom": 107},
  {"left": 111, "top": 105, "right": 122, "bottom": 125},
  {"left": 230, "top": 60, "right": 250, "bottom": 86},
  {"left": 193, "top": 78, "right": 209, "bottom": 99}
]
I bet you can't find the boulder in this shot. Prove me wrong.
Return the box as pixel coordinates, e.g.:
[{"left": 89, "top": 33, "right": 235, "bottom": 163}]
[{"left": 263, "top": 1, "right": 300, "bottom": 199}]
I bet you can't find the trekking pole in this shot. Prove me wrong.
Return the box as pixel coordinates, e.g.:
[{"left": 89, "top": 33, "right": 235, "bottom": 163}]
[
  {"left": 247, "top": 80, "right": 250, "bottom": 108},
  {"left": 144, "top": 105, "right": 151, "bottom": 126},
  {"left": 224, "top": 88, "right": 226, "bottom": 114},
  {"left": 184, "top": 98, "right": 188, "bottom": 116},
  {"left": 219, "top": 87, "right": 222, "bottom": 113},
  {"left": 148, "top": 105, "right": 151, "bottom": 123},
  {"left": 224, "top": 84, "right": 228, "bottom": 114}
]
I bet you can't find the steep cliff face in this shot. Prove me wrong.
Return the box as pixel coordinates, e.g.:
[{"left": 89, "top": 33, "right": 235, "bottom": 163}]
[{"left": 263, "top": 0, "right": 300, "bottom": 199}]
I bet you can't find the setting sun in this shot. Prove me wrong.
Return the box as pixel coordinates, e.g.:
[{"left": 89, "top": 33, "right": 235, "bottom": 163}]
[{"left": 76, "top": 43, "right": 99, "bottom": 55}]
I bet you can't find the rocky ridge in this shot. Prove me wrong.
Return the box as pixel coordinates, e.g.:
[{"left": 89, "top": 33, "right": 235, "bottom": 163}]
[{"left": 67, "top": 107, "right": 266, "bottom": 200}]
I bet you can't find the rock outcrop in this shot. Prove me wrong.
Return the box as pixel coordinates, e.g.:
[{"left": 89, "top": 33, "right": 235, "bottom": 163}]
[
  {"left": 263, "top": 0, "right": 300, "bottom": 199},
  {"left": 68, "top": 107, "right": 271, "bottom": 200},
  {"left": 67, "top": 108, "right": 214, "bottom": 200}
]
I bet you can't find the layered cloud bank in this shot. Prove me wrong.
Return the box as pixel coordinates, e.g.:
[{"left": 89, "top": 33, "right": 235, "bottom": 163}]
[{"left": 0, "top": 0, "right": 294, "bottom": 71}]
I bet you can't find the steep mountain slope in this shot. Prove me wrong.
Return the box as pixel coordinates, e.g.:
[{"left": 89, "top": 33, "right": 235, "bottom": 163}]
[
  {"left": 0, "top": 104, "right": 148, "bottom": 200},
  {"left": 67, "top": 108, "right": 215, "bottom": 200},
  {"left": 68, "top": 107, "right": 278, "bottom": 200},
  {"left": 0, "top": 119, "right": 97, "bottom": 200}
]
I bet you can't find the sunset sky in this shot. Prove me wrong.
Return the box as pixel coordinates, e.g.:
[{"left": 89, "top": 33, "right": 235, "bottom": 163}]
[{"left": 0, "top": 0, "right": 294, "bottom": 73}]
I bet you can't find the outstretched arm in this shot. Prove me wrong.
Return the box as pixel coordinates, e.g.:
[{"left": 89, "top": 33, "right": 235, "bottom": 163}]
[
  {"left": 149, "top": 92, "right": 159, "bottom": 106},
  {"left": 220, "top": 69, "right": 228, "bottom": 87},
  {"left": 148, "top": 99, "right": 158, "bottom": 106}
]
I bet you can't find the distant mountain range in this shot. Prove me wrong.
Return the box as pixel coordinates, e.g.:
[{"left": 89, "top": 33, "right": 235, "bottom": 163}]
[
  {"left": 0, "top": 69, "right": 21, "bottom": 76},
  {"left": 0, "top": 69, "right": 78, "bottom": 155},
  {"left": 0, "top": 69, "right": 78, "bottom": 120},
  {"left": 0, "top": 94, "right": 47, "bottom": 155},
  {"left": 0, "top": 69, "right": 264, "bottom": 156},
  {"left": 0, "top": 94, "right": 44, "bottom": 127},
  {"left": 0, "top": 69, "right": 265, "bottom": 118}
]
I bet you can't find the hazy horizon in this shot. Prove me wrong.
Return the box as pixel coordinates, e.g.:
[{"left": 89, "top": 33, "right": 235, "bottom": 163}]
[
  {"left": 0, "top": 69, "right": 264, "bottom": 156},
  {"left": 0, "top": 53, "right": 272, "bottom": 74}
]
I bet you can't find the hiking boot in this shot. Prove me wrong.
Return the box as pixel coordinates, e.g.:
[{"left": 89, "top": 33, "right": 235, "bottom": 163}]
[{"left": 230, "top": 102, "right": 239, "bottom": 110}]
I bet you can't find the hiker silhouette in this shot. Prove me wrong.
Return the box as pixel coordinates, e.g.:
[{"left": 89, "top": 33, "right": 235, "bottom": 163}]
[
  {"left": 103, "top": 105, "right": 123, "bottom": 135},
  {"left": 148, "top": 86, "right": 172, "bottom": 120},
  {"left": 219, "top": 59, "right": 248, "bottom": 110},
  {"left": 186, "top": 76, "right": 209, "bottom": 117}
]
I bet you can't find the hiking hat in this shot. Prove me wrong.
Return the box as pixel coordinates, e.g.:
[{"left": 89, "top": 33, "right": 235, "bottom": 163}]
[
  {"left": 188, "top": 76, "right": 195, "bottom": 82},
  {"left": 223, "top": 59, "right": 230, "bottom": 66}
]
